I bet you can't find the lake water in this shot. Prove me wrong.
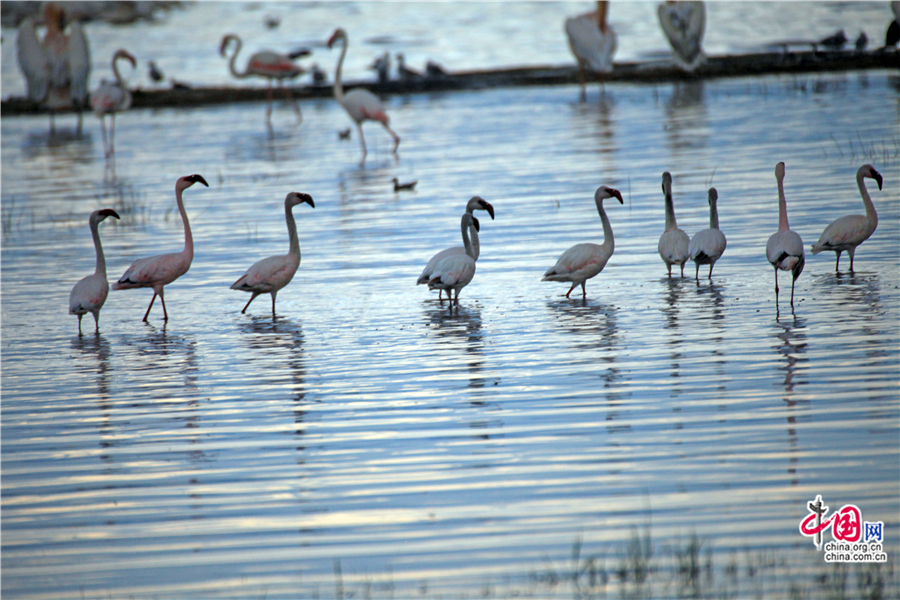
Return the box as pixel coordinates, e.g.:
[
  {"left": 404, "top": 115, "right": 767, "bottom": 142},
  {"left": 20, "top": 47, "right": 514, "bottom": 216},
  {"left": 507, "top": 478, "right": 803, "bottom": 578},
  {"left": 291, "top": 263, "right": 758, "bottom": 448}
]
[{"left": 2, "top": 3, "right": 899, "bottom": 599}]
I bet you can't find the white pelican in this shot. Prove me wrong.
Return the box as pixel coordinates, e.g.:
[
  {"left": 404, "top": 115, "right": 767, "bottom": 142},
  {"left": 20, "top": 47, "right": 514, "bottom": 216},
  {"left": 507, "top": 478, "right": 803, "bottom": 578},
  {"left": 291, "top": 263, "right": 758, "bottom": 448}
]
[
  {"left": 113, "top": 174, "right": 209, "bottom": 321},
  {"left": 90, "top": 49, "right": 136, "bottom": 158},
  {"left": 231, "top": 192, "right": 315, "bottom": 316},
  {"left": 328, "top": 28, "right": 400, "bottom": 162},
  {"left": 657, "top": 171, "right": 690, "bottom": 277},
  {"left": 427, "top": 213, "right": 480, "bottom": 304},
  {"left": 565, "top": 1, "right": 617, "bottom": 100},
  {"left": 688, "top": 187, "right": 727, "bottom": 280},
  {"left": 69, "top": 208, "right": 120, "bottom": 335},
  {"left": 542, "top": 185, "right": 623, "bottom": 298},
  {"left": 17, "top": 2, "right": 91, "bottom": 132},
  {"left": 766, "top": 162, "right": 805, "bottom": 308},
  {"left": 417, "top": 196, "right": 495, "bottom": 300},
  {"left": 811, "top": 164, "right": 883, "bottom": 273},
  {"left": 658, "top": 1, "right": 706, "bottom": 71}
]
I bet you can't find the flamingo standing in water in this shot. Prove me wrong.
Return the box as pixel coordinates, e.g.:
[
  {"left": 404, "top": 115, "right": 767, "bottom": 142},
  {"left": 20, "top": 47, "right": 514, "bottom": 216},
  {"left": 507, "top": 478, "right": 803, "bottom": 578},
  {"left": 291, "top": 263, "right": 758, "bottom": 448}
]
[
  {"left": 543, "top": 185, "right": 623, "bottom": 298},
  {"left": 427, "top": 213, "right": 481, "bottom": 304},
  {"left": 565, "top": 1, "right": 617, "bottom": 100},
  {"left": 16, "top": 2, "right": 91, "bottom": 132},
  {"left": 811, "top": 164, "right": 883, "bottom": 273},
  {"left": 231, "top": 192, "right": 315, "bottom": 316},
  {"left": 219, "top": 34, "right": 306, "bottom": 123},
  {"left": 69, "top": 208, "right": 120, "bottom": 335},
  {"left": 418, "top": 196, "right": 495, "bottom": 300},
  {"left": 91, "top": 49, "right": 136, "bottom": 158},
  {"left": 327, "top": 28, "right": 400, "bottom": 162},
  {"left": 766, "top": 162, "right": 805, "bottom": 308},
  {"left": 657, "top": 171, "right": 690, "bottom": 277},
  {"left": 688, "top": 187, "right": 727, "bottom": 281},
  {"left": 658, "top": 1, "right": 706, "bottom": 71},
  {"left": 113, "top": 174, "right": 209, "bottom": 321}
]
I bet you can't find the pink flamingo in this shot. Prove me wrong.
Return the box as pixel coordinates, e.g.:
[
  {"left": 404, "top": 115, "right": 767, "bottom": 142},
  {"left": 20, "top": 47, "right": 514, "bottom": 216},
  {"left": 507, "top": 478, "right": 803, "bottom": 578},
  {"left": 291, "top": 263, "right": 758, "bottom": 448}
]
[
  {"left": 16, "top": 2, "right": 91, "bottom": 132},
  {"left": 766, "top": 162, "right": 805, "bottom": 307},
  {"left": 219, "top": 34, "right": 306, "bottom": 123},
  {"left": 657, "top": 171, "right": 690, "bottom": 277},
  {"left": 543, "top": 185, "right": 623, "bottom": 298},
  {"left": 688, "top": 188, "right": 727, "bottom": 281},
  {"left": 327, "top": 28, "right": 400, "bottom": 162},
  {"left": 69, "top": 208, "right": 120, "bottom": 335},
  {"left": 113, "top": 174, "right": 209, "bottom": 321},
  {"left": 417, "top": 196, "right": 495, "bottom": 300},
  {"left": 427, "top": 213, "right": 480, "bottom": 304},
  {"left": 90, "top": 49, "right": 136, "bottom": 158},
  {"left": 811, "top": 164, "right": 883, "bottom": 273},
  {"left": 231, "top": 192, "right": 315, "bottom": 316}
]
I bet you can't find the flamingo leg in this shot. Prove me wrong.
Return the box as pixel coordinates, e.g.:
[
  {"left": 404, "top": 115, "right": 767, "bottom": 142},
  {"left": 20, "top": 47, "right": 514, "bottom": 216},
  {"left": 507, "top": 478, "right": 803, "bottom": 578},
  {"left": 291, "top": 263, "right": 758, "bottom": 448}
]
[
  {"left": 143, "top": 292, "right": 158, "bottom": 322},
  {"left": 92, "top": 311, "right": 100, "bottom": 334},
  {"left": 270, "top": 292, "right": 277, "bottom": 317},
  {"left": 695, "top": 262, "right": 700, "bottom": 282},
  {"left": 99, "top": 116, "right": 109, "bottom": 157},
  {"left": 265, "top": 79, "right": 274, "bottom": 122},
  {"left": 77, "top": 314, "right": 84, "bottom": 336},
  {"left": 382, "top": 123, "right": 400, "bottom": 154},
  {"left": 581, "top": 282, "right": 587, "bottom": 298},
  {"left": 848, "top": 248, "right": 855, "bottom": 273},
  {"left": 109, "top": 113, "right": 116, "bottom": 158},
  {"left": 356, "top": 122, "right": 367, "bottom": 162},
  {"left": 281, "top": 80, "right": 301, "bottom": 123},
  {"left": 241, "top": 293, "right": 259, "bottom": 314},
  {"left": 680, "top": 262, "right": 685, "bottom": 277},
  {"left": 708, "top": 263, "right": 714, "bottom": 280},
  {"left": 565, "top": 283, "right": 577, "bottom": 298},
  {"left": 578, "top": 63, "right": 587, "bottom": 102},
  {"left": 159, "top": 292, "right": 169, "bottom": 321},
  {"left": 790, "top": 277, "right": 796, "bottom": 307},
  {"left": 773, "top": 268, "right": 780, "bottom": 300},
  {"left": 834, "top": 251, "right": 842, "bottom": 272}
]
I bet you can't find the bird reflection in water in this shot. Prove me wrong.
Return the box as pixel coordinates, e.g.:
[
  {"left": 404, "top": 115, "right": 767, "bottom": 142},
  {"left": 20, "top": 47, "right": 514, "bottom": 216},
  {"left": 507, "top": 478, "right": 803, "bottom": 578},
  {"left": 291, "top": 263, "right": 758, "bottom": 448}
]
[
  {"left": 772, "top": 313, "right": 808, "bottom": 486},
  {"left": 663, "top": 80, "right": 708, "bottom": 152},
  {"left": 71, "top": 335, "right": 115, "bottom": 455},
  {"left": 660, "top": 278, "right": 690, "bottom": 399}
]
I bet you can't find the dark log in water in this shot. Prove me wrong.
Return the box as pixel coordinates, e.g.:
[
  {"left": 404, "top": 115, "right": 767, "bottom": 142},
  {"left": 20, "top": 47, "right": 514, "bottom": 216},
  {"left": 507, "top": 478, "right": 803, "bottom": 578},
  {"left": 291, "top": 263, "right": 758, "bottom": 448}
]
[{"left": 2, "top": 50, "right": 897, "bottom": 114}]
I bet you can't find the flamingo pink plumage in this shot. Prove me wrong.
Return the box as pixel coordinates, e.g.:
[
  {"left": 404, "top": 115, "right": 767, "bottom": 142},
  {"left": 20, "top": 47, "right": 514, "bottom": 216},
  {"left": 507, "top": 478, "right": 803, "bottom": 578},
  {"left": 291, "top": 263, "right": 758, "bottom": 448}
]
[
  {"left": 220, "top": 34, "right": 305, "bottom": 123},
  {"left": 543, "top": 185, "right": 623, "bottom": 298},
  {"left": 766, "top": 162, "right": 805, "bottom": 308},
  {"left": 69, "top": 208, "right": 120, "bottom": 335},
  {"left": 417, "top": 196, "right": 495, "bottom": 300},
  {"left": 657, "top": 171, "right": 690, "bottom": 277},
  {"left": 113, "top": 174, "right": 209, "bottom": 321},
  {"left": 327, "top": 28, "right": 400, "bottom": 162},
  {"left": 811, "top": 164, "right": 883, "bottom": 273},
  {"left": 231, "top": 192, "right": 315, "bottom": 316},
  {"left": 427, "top": 213, "right": 480, "bottom": 304},
  {"left": 688, "top": 187, "right": 727, "bottom": 280},
  {"left": 90, "top": 49, "right": 136, "bottom": 158}
]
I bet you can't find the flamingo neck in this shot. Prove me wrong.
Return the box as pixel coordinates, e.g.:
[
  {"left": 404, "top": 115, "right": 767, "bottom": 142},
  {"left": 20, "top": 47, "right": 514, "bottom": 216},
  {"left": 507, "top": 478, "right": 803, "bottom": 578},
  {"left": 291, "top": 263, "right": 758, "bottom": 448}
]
[
  {"left": 286, "top": 201, "right": 300, "bottom": 258},
  {"left": 112, "top": 54, "right": 125, "bottom": 86},
  {"left": 469, "top": 222, "right": 481, "bottom": 261},
  {"left": 461, "top": 216, "right": 476, "bottom": 260},
  {"left": 857, "top": 171, "right": 878, "bottom": 227},
  {"left": 90, "top": 216, "right": 107, "bottom": 276},
  {"left": 597, "top": 200, "right": 614, "bottom": 252},
  {"left": 777, "top": 173, "right": 790, "bottom": 232},
  {"left": 176, "top": 186, "right": 193, "bottom": 259},
  {"left": 663, "top": 187, "right": 677, "bottom": 230},
  {"left": 708, "top": 201, "right": 719, "bottom": 230},
  {"left": 227, "top": 38, "right": 249, "bottom": 78},
  {"left": 332, "top": 36, "right": 347, "bottom": 102}
]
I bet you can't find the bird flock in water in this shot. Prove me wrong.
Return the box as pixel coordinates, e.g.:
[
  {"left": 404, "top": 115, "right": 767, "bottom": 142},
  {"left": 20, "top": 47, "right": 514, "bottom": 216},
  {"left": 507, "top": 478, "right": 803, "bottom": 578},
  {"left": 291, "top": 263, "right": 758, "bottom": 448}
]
[{"left": 10, "top": 4, "right": 890, "bottom": 334}]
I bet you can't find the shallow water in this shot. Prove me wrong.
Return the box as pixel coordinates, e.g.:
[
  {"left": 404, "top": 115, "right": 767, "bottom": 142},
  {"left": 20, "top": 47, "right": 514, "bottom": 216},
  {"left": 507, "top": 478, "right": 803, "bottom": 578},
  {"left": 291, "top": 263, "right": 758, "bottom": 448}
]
[{"left": 2, "top": 3, "right": 900, "bottom": 600}]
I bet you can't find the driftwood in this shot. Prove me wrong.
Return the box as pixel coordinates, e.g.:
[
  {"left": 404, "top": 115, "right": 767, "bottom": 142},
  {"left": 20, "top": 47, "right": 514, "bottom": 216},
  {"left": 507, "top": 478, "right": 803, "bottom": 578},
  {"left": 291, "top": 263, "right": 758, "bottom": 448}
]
[{"left": 2, "top": 50, "right": 897, "bottom": 115}]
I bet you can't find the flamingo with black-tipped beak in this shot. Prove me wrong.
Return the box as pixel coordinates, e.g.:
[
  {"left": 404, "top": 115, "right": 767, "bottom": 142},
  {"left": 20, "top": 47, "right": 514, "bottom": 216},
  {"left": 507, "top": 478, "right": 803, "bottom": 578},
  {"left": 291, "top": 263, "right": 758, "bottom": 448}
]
[
  {"left": 113, "top": 174, "right": 208, "bottom": 321},
  {"left": 231, "top": 192, "right": 315, "bottom": 316},
  {"left": 328, "top": 28, "right": 400, "bottom": 162},
  {"left": 688, "top": 187, "right": 727, "bottom": 281},
  {"left": 427, "top": 213, "right": 480, "bottom": 304},
  {"left": 417, "top": 196, "right": 495, "bottom": 300},
  {"left": 811, "top": 164, "right": 883, "bottom": 273},
  {"left": 219, "top": 34, "right": 305, "bottom": 123},
  {"left": 766, "top": 162, "right": 805, "bottom": 308},
  {"left": 91, "top": 49, "right": 136, "bottom": 158},
  {"left": 69, "top": 208, "right": 120, "bottom": 335},
  {"left": 543, "top": 185, "right": 623, "bottom": 298}
]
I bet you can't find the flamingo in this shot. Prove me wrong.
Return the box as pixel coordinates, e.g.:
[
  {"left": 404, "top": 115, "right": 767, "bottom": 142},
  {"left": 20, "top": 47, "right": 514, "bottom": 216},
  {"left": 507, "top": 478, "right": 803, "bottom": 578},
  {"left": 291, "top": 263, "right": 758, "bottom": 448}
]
[
  {"left": 90, "top": 49, "right": 136, "bottom": 159},
  {"left": 811, "top": 164, "right": 883, "bottom": 273},
  {"left": 328, "top": 28, "right": 400, "bottom": 162},
  {"left": 69, "top": 208, "right": 120, "bottom": 335},
  {"left": 657, "top": 171, "right": 690, "bottom": 277},
  {"left": 230, "top": 192, "right": 315, "bottom": 316},
  {"left": 417, "top": 196, "right": 495, "bottom": 300},
  {"left": 766, "top": 162, "right": 805, "bottom": 308},
  {"left": 688, "top": 187, "right": 727, "bottom": 281},
  {"left": 427, "top": 213, "right": 481, "bottom": 304},
  {"left": 113, "top": 174, "right": 209, "bottom": 321},
  {"left": 658, "top": 1, "right": 706, "bottom": 71},
  {"left": 16, "top": 2, "right": 91, "bottom": 132},
  {"left": 565, "top": 1, "right": 617, "bottom": 100},
  {"left": 219, "top": 34, "right": 306, "bottom": 123},
  {"left": 542, "top": 185, "right": 623, "bottom": 298}
]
